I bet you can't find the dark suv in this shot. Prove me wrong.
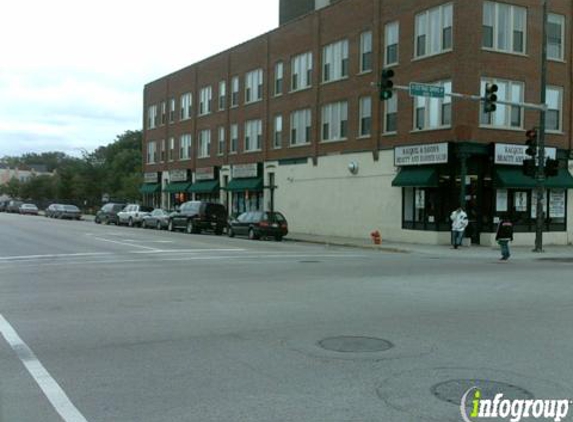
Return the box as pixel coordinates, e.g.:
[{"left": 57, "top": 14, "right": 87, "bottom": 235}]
[
  {"left": 95, "top": 203, "right": 126, "bottom": 225},
  {"left": 167, "top": 201, "right": 227, "bottom": 235}
]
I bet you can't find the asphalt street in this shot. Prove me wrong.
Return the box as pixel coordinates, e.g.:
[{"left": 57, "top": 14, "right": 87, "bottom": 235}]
[{"left": 0, "top": 212, "right": 572, "bottom": 422}]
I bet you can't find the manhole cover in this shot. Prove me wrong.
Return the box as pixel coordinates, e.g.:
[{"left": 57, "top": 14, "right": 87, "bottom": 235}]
[
  {"left": 538, "top": 258, "right": 573, "bottom": 263},
  {"left": 318, "top": 336, "right": 393, "bottom": 353},
  {"left": 431, "top": 379, "right": 534, "bottom": 405}
]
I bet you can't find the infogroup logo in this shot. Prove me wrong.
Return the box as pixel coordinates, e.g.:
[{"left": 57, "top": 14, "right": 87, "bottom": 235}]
[{"left": 460, "top": 387, "right": 572, "bottom": 422}]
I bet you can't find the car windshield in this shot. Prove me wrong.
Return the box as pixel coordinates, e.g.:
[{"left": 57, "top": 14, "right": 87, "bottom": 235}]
[{"left": 64, "top": 205, "right": 79, "bottom": 211}]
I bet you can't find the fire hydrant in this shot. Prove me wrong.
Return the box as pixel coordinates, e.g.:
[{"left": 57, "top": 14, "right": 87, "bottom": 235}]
[{"left": 370, "top": 230, "right": 381, "bottom": 245}]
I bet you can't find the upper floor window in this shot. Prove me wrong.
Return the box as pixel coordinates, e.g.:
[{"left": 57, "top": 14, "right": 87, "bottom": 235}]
[
  {"left": 479, "top": 78, "right": 523, "bottom": 128},
  {"left": 291, "top": 51, "right": 313, "bottom": 91},
  {"left": 159, "top": 139, "right": 166, "bottom": 162},
  {"left": 384, "top": 95, "right": 398, "bottom": 133},
  {"left": 244, "top": 119, "right": 262, "bottom": 152},
  {"left": 230, "top": 124, "right": 239, "bottom": 153},
  {"left": 321, "top": 101, "right": 348, "bottom": 141},
  {"left": 168, "top": 137, "right": 175, "bottom": 161},
  {"left": 360, "top": 31, "right": 373, "bottom": 72},
  {"left": 199, "top": 86, "right": 212, "bottom": 116},
  {"left": 231, "top": 76, "right": 239, "bottom": 107},
  {"left": 359, "top": 96, "right": 372, "bottom": 137},
  {"left": 290, "top": 108, "right": 312, "bottom": 146},
  {"left": 217, "top": 126, "right": 225, "bottom": 156},
  {"left": 415, "top": 3, "right": 453, "bottom": 58},
  {"left": 275, "top": 62, "right": 284, "bottom": 96},
  {"left": 245, "top": 69, "right": 263, "bottom": 104},
  {"left": 160, "top": 101, "right": 166, "bottom": 125},
  {"left": 147, "top": 141, "right": 157, "bottom": 164},
  {"left": 547, "top": 13, "right": 565, "bottom": 61},
  {"left": 147, "top": 105, "right": 157, "bottom": 129},
  {"left": 385, "top": 22, "right": 399, "bottom": 66},
  {"left": 198, "top": 129, "right": 211, "bottom": 158},
  {"left": 546, "top": 86, "right": 563, "bottom": 132},
  {"left": 180, "top": 93, "right": 192, "bottom": 120},
  {"left": 179, "top": 134, "right": 192, "bottom": 160},
  {"left": 414, "top": 80, "right": 452, "bottom": 130},
  {"left": 273, "top": 115, "right": 283, "bottom": 149},
  {"left": 483, "top": 1, "right": 526, "bottom": 54},
  {"left": 219, "top": 81, "right": 226, "bottom": 110},
  {"left": 322, "top": 40, "right": 349, "bottom": 82},
  {"left": 169, "top": 98, "right": 175, "bottom": 123}
]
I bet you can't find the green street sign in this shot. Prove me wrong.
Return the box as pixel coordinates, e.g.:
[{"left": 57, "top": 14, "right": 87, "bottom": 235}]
[{"left": 409, "top": 82, "right": 445, "bottom": 99}]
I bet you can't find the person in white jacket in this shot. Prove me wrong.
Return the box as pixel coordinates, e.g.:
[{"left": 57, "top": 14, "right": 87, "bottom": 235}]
[{"left": 450, "top": 207, "right": 469, "bottom": 249}]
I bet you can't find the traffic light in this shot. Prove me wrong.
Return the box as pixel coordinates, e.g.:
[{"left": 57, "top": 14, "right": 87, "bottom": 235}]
[
  {"left": 379, "top": 69, "right": 394, "bottom": 101},
  {"left": 525, "top": 128, "right": 538, "bottom": 157},
  {"left": 545, "top": 158, "right": 559, "bottom": 177},
  {"left": 523, "top": 159, "right": 536, "bottom": 177},
  {"left": 483, "top": 83, "right": 499, "bottom": 113}
]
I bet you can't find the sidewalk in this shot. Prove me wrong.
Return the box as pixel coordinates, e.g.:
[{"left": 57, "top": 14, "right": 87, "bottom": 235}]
[{"left": 286, "top": 232, "right": 573, "bottom": 261}]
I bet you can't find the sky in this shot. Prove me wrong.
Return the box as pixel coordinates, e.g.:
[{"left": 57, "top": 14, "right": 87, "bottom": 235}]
[{"left": 0, "top": 0, "right": 279, "bottom": 158}]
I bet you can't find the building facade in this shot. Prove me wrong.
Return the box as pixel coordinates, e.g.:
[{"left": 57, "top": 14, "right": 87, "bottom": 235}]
[
  {"left": 279, "top": 0, "right": 340, "bottom": 24},
  {"left": 142, "top": 0, "right": 573, "bottom": 245}
]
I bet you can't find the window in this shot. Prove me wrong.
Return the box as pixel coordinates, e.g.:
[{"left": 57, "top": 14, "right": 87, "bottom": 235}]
[
  {"left": 482, "top": 1, "right": 526, "bottom": 54},
  {"left": 147, "top": 141, "right": 157, "bottom": 164},
  {"left": 275, "top": 62, "right": 284, "bottom": 95},
  {"left": 179, "top": 134, "right": 192, "bottom": 160},
  {"left": 385, "top": 95, "right": 398, "bottom": 133},
  {"left": 244, "top": 119, "right": 262, "bottom": 151},
  {"left": 199, "top": 86, "right": 212, "bottom": 116},
  {"left": 169, "top": 99, "right": 175, "bottom": 123},
  {"left": 180, "top": 93, "right": 192, "bottom": 120},
  {"left": 160, "top": 101, "right": 166, "bottom": 125},
  {"left": 291, "top": 51, "right": 313, "bottom": 91},
  {"left": 480, "top": 78, "right": 523, "bottom": 128},
  {"left": 147, "top": 105, "right": 157, "bottom": 129},
  {"left": 245, "top": 69, "right": 263, "bottom": 103},
  {"left": 160, "top": 139, "right": 166, "bottom": 162},
  {"left": 168, "top": 137, "right": 175, "bottom": 161},
  {"left": 219, "top": 81, "right": 226, "bottom": 110},
  {"left": 321, "top": 101, "right": 348, "bottom": 141},
  {"left": 290, "top": 108, "right": 312, "bottom": 146},
  {"left": 359, "top": 96, "right": 372, "bottom": 137},
  {"left": 231, "top": 76, "right": 239, "bottom": 107},
  {"left": 414, "top": 80, "right": 452, "bottom": 130},
  {"left": 546, "top": 87, "right": 562, "bottom": 132},
  {"left": 385, "top": 22, "right": 399, "bottom": 66},
  {"left": 230, "top": 124, "right": 238, "bottom": 153},
  {"left": 217, "top": 126, "right": 225, "bottom": 155},
  {"left": 273, "top": 115, "right": 283, "bottom": 149},
  {"left": 360, "top": 31, "right": 373, "bottom": 72},
  {"left": 198, "top": 129, "right": 211, "bottom": 158},
  {"left": 547, "top": 14, "right": 565, "bottom": 61},
  {"left": 415, "top": 3, "right": 453, "bottom": 58},
  {"left": 322, "top": 40, "right": 349, "bottom": 82}
]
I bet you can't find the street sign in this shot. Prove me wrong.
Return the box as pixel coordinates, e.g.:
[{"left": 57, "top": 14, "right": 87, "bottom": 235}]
[{"left": 409, "top": 82, "right": 445, "bottom": 99}]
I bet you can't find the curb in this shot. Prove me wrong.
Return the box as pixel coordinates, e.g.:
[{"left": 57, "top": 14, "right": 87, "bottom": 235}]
[{"left": 285, "top": 237, "right": 411, "bottom": 254}]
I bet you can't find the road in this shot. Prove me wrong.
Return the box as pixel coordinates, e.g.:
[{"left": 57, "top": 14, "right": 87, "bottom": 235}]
[{"left": 0, "top": 212, "right": 572, "bottom": 422}]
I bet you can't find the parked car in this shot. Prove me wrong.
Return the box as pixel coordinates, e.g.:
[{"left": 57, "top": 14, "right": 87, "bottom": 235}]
[
  {"left": 45, "top": 203, "right": 64, "bottom": 218},
  {"left": 6, "top": 200, "right": 23, "bottom": 213},
  {"left": 95, "top": 203, "right": 126, "bottom": 225},
  {"left": 0, "top": 200, "right": 9, "bottom": 212},
  {"left": 19, "top": 203, "right": 39, "bottom": 215},
  {"left": 167, "top": 201, "right": 227, "bottom": 235},
  {"left": 58, "top": 204, "right": 82, "bottom": 220},
  {"left": 228, "top": 211, "right": 288, "bottom": 241},
  {"left": 117, "top": 204, "right": 154, "bottom": 227},
  {"left": 142, "top": 209, "right": 171, "bottom": 230}
]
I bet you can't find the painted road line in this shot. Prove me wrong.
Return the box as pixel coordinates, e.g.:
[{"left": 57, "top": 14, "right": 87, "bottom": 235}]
[
  {"left": 0, "top": 314, "right": 89, "bottom": 422},
  {"left": 92, "top": 237, "right": 160, "bottom": 250},
  {"left": 130, "top": 248, "right": 246, "bottom": 254},
  {"left": 0, "top": 252, "right": 112, "bottom": 261}
]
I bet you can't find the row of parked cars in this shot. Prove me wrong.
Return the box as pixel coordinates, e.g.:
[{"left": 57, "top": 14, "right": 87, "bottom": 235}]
[
  {"left": 0, "top": 200, "right": 82, "bottom": 219},
  {"left": 0, "top": 200, "right": 39, "bottom": 215},
  {"left": 95, "top": 201, "right": 289, "bottom": 241}
]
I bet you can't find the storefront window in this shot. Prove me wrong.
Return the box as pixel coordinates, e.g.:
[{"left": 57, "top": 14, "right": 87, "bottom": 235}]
[
  {"left": 403, "top": 187, "right": 449, "bottom": 230},
  {"left": 232, "top": 192, "right": 263, "bottom": 216}
]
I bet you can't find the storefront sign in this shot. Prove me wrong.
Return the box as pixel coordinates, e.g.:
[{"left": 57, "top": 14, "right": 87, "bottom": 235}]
[
  {"left": 495, "top": 143, "right": 556, "bottom": 166},
  {"left": 549, "top": 190, "right": 565, "bottom": 218},
  {"left": 144, "top": 172, "right": 158, "bottom": 183},
  {"left": 169, "top": 169, "right": 188, "bottom": 182},
  {"left": 496, "top": 189, "right": 508, "bottom": 212},
  {"left": 394, "top": 143, "right": 448, "bottom": 166},
  {"left": 232, "top": 163, "right": 258, "bottom": 178},
  {"left": 196, "top": 167, "right": 215, "bottom": 181}
]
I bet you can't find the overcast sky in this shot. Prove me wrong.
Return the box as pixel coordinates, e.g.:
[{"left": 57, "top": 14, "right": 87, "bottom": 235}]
[{"left": 0, "top": 0, "right": 279, "bottom": 158}]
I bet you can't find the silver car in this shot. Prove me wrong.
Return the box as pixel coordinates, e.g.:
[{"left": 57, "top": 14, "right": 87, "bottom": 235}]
[{"left": 117, "top": 204, "right": 154, "bottom": 227}]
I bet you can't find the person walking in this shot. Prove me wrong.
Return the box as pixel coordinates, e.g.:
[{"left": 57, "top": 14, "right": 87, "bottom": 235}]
[
  {"left": 495, "top": 214, "right": 514, "bottom": 260},
  {"left": 450, "top": 206, "right": 468, "bottom": 249}
]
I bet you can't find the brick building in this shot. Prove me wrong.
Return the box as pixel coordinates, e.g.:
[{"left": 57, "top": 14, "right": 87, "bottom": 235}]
[{"left": 142, "top": 0, "right": 573, "bottom": 245}]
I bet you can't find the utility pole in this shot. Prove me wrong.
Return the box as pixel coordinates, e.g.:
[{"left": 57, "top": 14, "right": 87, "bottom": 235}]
[{"left": 534, "top": 0, "right": 548, "bottom": 252}]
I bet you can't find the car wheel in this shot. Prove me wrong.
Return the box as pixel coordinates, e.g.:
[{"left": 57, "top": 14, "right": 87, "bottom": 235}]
[
  {"left": 95, "top": 217, "right": 100, "bottom": 224},
  {"left": 248, "top": 228, "right": 259, "bottom": 240},
  {"left": 186, "top": 220, "right": 194, "bottom": 234},
  {"left": 227, "top": 227, "right": 235, "bottom": 238},
  {"left": 168, "top": 220, "right": 174, "bottom": 232},
  {"left": 156, "top": 221, "right": 162, "bottom": 230}
]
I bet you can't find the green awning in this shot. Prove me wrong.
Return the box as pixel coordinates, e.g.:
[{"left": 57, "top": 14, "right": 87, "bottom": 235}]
[
  {"left": 545, "top": 168, "right": 573, "bottom": 189},
  {"left": 139, "top": 183, "right": 161, "bottom": 194},
  {"left": 225, "top": 177, "right": 263, "bottom": 192},
  {"left": 188, "top": 180, "right": 220, "bottom": 193},
  {"left": 164, "top": 182, "right": 191, "bottom": 193},
  {"left": 392, "top": 167, "right": 438, "bottom": 187},
  {"left": 494, "top": 166, "right": 573, "bottom": 189}
]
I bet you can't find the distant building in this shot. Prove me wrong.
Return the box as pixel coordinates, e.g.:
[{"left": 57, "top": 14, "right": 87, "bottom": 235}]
[{"left": 0, "top": 165, "right": 53, "bottom": 186}]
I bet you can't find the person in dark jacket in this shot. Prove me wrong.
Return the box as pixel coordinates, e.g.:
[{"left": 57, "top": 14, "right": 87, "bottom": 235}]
[{"left": 495, "top": 214, "right": 514, "bottom": 260}]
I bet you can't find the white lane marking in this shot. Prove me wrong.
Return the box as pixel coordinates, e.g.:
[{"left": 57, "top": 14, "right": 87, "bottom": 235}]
[
  {"left": 92, "top": 237, "right": 160, "bottom": 250},
  {"left": 0, "top": 252, "right": 112, "bottom": 261},
  {"left": 130, "top": 248, "right": 246, "bottom": 254},
  {"left": 0, "top": 314, "right": 89, "bottom": 422}
]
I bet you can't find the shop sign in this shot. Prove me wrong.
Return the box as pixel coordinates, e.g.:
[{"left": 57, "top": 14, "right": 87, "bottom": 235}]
[
  {"left": 394, "top": 143, "right": 448, "bottom": 166},
  {"left": 144, "top": 172, "right": 158, "bottom": 183},
  {"left": 169, "top": 169, "right": 188, "bottom": 182},
  {"left": 495, "top": 144, "right": 556, "bottom": 166},
  {"left": 196, "top": 167, "right": 215, "bottom": 181},
  {"left": 232, "top": 163, "right": 258, "bottom": 178}
]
